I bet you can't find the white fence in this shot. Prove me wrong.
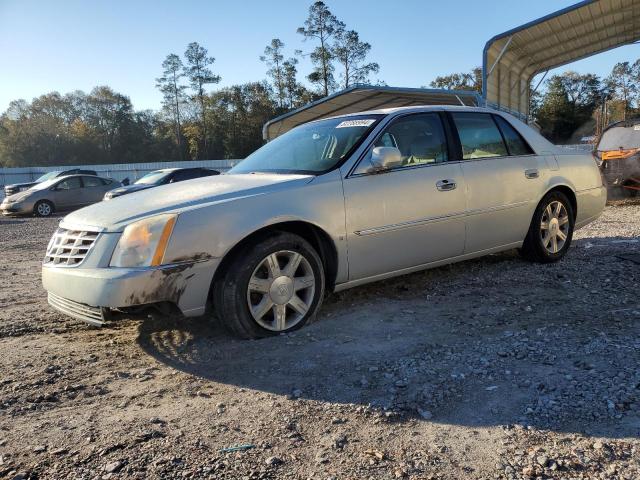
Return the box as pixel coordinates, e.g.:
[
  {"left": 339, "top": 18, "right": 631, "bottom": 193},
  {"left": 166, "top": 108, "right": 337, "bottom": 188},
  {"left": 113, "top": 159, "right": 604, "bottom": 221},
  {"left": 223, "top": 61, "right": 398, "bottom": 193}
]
[
  {"left": 557, "top": 144, "right": 595, "bottom": 153},
  {"left": 0, "top": 159, "right": 240, "bottom": 189}
]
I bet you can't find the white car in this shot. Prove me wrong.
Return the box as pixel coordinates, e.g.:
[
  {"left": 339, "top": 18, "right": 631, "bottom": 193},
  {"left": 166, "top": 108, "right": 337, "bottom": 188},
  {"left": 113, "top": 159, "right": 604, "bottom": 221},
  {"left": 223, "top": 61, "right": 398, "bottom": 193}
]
[{"left": 42, "top": 106, "right": 606, "bottom": 338}]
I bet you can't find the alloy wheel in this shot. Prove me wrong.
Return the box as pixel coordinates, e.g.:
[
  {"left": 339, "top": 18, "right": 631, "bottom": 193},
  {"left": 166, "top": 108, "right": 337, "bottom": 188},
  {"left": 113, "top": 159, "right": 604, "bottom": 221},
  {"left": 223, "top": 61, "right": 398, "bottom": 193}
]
[
  {"left": 246, "top": 250, "right": 316, "bottom": 332},
  {"left": 540, "top": 200, "right": 569, "bottom": 254},
  {"left": 37, "top": 202, "right": 52, "bottom": 217}
]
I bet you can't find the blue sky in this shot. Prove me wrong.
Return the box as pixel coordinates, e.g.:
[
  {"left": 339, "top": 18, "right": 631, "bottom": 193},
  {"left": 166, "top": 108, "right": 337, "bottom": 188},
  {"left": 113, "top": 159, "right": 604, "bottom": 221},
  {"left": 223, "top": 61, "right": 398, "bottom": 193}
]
[{"left": 1, "top": 0, "right": 638, "bottom": 113}]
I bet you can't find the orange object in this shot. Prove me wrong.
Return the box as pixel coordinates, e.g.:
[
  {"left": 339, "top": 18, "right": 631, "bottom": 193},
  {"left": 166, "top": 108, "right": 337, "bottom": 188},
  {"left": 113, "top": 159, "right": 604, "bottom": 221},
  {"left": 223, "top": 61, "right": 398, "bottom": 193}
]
[
  {"left": 151, "top": 216, "right": 177, "bottom": 266},
  {"left": 600, "top": 148, "right": 640, "bottom": 160}
]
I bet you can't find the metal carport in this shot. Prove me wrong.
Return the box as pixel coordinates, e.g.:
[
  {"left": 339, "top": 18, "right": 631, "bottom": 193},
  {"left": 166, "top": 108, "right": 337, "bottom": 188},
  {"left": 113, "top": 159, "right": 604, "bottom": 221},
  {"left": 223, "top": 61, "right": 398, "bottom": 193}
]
[
  {"left": 262, "top": 86, "right": 481, "bottom": 140},
  {"left": 483, "top": 0, "right": 640, "bottom": 120}
]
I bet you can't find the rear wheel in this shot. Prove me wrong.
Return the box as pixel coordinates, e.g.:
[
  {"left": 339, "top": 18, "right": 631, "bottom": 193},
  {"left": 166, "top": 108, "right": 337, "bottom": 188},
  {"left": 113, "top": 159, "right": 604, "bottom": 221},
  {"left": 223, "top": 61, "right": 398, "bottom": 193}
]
[
  {"left": 34, "top": 200, "right": 54, "bottom": 217},
  {"left": 520, "top": 191, "right": 575, "bottom": 263},
  {"left": 213, "top": 232, "right": 325, "bottom": 339}
]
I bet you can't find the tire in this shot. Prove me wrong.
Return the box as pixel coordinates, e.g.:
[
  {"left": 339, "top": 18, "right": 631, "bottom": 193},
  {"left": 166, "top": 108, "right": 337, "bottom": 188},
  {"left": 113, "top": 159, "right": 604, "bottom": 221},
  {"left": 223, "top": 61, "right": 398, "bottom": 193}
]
[
  {"left": 34, "top": 200, "right": 54, "bottom": 217},
  {"left": 520, "top": 190, "right": 575, "bottom": 263},
  {"left": 213, "top": 231, "right": 326, "bottom": 339}
]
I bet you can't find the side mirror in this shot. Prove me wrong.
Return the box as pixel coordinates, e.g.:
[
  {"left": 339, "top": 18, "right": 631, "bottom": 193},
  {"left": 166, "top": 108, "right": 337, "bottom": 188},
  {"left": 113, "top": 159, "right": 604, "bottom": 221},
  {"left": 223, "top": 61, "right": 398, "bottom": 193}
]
[{"left": 369, "top": 147, "right": 402, "bottom": 172}]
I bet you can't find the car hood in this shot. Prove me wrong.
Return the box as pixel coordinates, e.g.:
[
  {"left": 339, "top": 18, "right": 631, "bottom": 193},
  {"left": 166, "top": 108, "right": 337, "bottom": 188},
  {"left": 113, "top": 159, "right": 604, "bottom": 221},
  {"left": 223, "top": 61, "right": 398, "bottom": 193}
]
[
  {"left": 3, "top": 189, "right": 36, "bottom": 202},
  {"left": 61, "top": 173, "right": 314, "bottom": 231},
  {"left": 6, "top": 182, "right": 36, "bottom": 190}
]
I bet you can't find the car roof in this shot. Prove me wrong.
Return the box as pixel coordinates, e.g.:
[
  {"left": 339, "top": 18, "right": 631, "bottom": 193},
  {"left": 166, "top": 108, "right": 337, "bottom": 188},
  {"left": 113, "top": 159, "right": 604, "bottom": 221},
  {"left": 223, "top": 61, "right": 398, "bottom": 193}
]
[
  {"left": 53, "top": 174, "right": 112, "bottom": 181},
  {"left": 330, "top": 104, "right": 499, "bottom": 117},
  {"left": 154, "top": 167, "right": 211, "bottom": 172},
  {"left": 315, "top": 104, "right": 561, "bottom": 156}
]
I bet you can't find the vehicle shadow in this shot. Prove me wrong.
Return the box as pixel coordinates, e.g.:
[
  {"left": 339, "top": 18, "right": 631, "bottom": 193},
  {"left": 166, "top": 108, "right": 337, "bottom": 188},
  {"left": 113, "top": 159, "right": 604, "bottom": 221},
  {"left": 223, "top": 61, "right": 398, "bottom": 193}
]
[{"left": 137, "top": 237, "right": 640, "bottom": 438}]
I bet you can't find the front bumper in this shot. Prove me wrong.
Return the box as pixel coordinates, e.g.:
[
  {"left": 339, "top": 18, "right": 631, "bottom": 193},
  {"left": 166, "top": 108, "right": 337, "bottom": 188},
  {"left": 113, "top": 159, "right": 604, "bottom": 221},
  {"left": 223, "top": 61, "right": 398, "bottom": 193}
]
[
  {"left": 1, "top": 203, "right": 26, "bottom": 215},
  {"left": 42, "top": 258, "right": 218, "bottom": 324}
]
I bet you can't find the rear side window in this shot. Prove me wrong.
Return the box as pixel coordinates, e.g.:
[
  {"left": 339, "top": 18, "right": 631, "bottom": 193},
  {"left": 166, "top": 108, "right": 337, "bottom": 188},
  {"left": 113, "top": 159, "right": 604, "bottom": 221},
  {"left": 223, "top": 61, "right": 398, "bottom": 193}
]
[
  {"left": 494, "top": 116, "right": 534, "bottom": 156},
  {"left": 82, "top": 176, "right": 101, "bottom": 187},
  {"left": 452, "top": 113, "right": 507, "bottom": 159},
  {"left": 172, "top": 169, "right": 199, "bottom": 182}
]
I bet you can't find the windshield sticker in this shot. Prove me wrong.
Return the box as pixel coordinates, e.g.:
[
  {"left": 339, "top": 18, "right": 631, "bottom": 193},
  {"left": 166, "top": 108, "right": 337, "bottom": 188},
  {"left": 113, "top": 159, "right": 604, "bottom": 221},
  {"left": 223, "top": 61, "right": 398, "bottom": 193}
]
[{"left": 336, "top": 119, "right": 376, "bottom": 128}]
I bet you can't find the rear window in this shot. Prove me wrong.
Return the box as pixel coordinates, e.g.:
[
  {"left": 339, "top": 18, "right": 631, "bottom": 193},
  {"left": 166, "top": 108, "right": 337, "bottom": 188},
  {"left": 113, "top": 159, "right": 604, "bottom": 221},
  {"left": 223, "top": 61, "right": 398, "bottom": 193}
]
[
  {"left": 452, "top": 113, "right": 508, "bottom": 159},
  {"left": 494, "top": 116, "right": 534, "bottom": 156}
]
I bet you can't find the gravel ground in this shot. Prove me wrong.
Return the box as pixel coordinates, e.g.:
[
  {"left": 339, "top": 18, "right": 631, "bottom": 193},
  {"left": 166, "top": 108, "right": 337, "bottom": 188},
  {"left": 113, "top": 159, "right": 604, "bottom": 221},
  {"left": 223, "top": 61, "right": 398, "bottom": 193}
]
[{"left": 0, "top": 205, "right": 639, "bottom": 480}]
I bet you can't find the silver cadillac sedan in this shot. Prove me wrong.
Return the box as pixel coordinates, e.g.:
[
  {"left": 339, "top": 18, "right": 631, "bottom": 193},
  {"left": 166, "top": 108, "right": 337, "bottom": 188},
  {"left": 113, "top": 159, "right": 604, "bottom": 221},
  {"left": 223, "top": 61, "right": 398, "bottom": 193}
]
[{"left": 42, "top": 106, "right": 606, "bottom": 338}]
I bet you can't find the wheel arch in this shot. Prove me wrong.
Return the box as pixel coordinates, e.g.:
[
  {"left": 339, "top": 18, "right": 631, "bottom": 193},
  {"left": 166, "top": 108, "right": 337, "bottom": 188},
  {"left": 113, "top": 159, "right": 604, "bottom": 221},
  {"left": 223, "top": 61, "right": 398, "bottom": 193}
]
[
  {"left": 34, "top": 198, "right": 55, "bottom": 215},
  {"left": 211, "top": 220, "right": 339, "bottom": 299},
  {"left": 542, "top": 184, "right": 577, "bottom": 219}
]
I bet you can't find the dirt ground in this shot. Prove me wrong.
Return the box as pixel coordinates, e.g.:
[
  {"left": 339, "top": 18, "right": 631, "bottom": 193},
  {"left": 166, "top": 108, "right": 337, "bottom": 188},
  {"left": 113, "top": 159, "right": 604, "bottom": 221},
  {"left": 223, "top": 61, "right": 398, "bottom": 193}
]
[{"left": 1, "top": 205, "right": 639, "bottom": 480}]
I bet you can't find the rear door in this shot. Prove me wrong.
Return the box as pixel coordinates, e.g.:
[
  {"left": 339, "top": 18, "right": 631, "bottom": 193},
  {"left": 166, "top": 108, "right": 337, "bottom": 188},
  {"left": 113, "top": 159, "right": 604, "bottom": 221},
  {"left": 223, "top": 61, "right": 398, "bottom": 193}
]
[
  {"left": 79, "top": 176, "right": 110, "bottom": 204},
  {"left": 449, "top": 112, "right": 544, "bottom": 253},
  {"left": 342, "top": 112, "right": 466, "bottom": 280}
]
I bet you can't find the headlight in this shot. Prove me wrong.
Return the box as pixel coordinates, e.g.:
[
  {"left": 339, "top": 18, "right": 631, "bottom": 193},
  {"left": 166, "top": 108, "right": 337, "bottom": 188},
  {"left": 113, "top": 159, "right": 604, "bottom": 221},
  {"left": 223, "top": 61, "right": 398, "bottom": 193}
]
[{"left": 110, "top": 214, "right": 177, "bottom": 268}]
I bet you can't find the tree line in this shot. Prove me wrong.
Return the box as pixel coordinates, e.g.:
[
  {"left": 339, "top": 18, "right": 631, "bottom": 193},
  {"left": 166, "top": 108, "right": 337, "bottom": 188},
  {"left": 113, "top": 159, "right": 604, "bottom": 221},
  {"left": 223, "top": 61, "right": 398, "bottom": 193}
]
[{"left": 1, "top": 1, "right": 638, "bottom": 167}]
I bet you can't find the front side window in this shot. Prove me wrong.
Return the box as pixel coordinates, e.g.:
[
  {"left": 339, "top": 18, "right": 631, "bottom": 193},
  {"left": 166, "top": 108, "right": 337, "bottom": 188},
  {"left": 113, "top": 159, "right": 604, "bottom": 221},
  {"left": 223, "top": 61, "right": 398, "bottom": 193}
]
[
  {"left": 494, "top": 116, "right": 534, "bottom": 156},
  {"left": 452, "top": 113, "right": 507, "bottom": 160},
  {"left": 354, "top": 113, "right": 448, "bottom": 174},
  {"left": 230, "top": 115, "right": 382, "bottom": 174}
]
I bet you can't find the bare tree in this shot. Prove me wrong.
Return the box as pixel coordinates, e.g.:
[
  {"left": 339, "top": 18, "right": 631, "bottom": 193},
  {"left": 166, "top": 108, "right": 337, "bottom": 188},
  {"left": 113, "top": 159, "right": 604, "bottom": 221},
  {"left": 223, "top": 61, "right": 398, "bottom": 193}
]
[
  {"left": 260, "top": 39, "right": 287, "bottom": 109},
  {"left": 333, "top": 28, "right": 379, "bottom": 89},
  {"left": 297, "top": 1, "right": 344, "bottom": 96},
  {"left": 184, "top": 42, "right": 221, "bottom": 157},
  {"left": 156, "top": 54, "right": 186, "bottom": 159},
  {"left": 607, "top": 62, "right": 637, "bottom": 120}
]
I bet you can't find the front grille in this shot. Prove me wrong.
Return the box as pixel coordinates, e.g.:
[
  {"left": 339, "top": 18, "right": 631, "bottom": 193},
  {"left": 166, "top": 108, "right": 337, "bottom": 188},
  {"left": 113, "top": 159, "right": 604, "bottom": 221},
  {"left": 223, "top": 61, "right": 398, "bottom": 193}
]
[{"left": 44, "top": 228, "right": 100, "bottom": 266}]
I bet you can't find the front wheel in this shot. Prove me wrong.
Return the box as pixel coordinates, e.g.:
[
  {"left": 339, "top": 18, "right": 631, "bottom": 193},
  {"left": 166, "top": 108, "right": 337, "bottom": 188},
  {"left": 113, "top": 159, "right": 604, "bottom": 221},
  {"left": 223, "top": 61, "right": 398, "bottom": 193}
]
[
  {"left": 213, "top": 232, "right": 325, "bottom": 339},
  {"left": 520, "top": 191, "right": 575, "bottom": 263},
  {"left": 34, "top": 200, "right": 54, "bottom": 217}
]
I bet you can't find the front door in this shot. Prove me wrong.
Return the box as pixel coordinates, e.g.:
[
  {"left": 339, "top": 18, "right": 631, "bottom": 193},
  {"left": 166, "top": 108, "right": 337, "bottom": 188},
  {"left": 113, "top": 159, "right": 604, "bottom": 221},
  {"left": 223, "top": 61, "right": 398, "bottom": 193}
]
[
  {"left": 342, "top": 112, "right": 466, "bottom": 281},
  {"left": 51, "top": 176, "right": 84, "bottom": 209}
]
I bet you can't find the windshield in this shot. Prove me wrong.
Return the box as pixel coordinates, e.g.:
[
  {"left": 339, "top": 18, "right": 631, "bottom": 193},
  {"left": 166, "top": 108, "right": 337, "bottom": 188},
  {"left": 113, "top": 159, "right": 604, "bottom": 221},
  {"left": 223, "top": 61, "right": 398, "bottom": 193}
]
[
  {"left": 35, "top": 171, "right": 61, "bottom": 183},
  {"left": 135, "top": 171, "right": 172, "bottom": 185},
  {"left": 230, "top": 115, "right": 383, "bottom": 174}
]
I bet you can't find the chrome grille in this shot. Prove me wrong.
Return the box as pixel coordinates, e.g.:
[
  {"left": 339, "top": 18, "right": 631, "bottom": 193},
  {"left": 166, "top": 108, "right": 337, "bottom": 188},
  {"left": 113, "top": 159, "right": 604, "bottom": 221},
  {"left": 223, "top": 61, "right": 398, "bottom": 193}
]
[{"left": 44, "top": 228, "right": 99, "bottom": 266}]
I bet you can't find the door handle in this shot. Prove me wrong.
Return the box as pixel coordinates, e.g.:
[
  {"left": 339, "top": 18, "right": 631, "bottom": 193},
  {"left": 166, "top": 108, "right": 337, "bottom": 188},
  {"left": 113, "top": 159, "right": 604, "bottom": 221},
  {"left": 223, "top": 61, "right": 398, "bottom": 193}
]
[
  {"left": 525, "top": 168, "right": 539, "bottom": 179},
  {"left": 436, "top": 179, "right": 457, "bottom": 191}
]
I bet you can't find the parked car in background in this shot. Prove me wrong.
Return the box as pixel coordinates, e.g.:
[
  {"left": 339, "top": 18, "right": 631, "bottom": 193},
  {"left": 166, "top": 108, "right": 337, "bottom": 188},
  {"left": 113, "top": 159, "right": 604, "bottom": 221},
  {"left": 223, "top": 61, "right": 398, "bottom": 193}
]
[
  {"left": 4, "top": 169, "right": 98, "bottom": 197},
  {"left": 42, "top": 106, "right": 605, "bottom": 338},
  {"left": 103, "top": 167, "right": 220, "bottom": 200},
  {"left": 1, "top": 174, "right": 118, "bottom": 217}
]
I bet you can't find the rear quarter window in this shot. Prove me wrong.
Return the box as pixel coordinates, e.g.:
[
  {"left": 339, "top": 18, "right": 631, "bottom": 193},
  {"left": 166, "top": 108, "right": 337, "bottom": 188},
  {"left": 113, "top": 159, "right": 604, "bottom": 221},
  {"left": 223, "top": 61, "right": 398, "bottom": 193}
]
[{"left": 494, "top": 115, "right": 534, "bottom": 156}]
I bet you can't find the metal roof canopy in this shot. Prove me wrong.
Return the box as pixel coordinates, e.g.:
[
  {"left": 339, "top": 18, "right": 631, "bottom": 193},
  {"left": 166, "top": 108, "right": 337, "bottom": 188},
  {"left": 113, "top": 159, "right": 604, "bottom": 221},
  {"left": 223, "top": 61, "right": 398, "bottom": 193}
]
[
  {"left": 483, "top": 0, "right": 640, "bottom": 120},
  {"left": 262, "top": 86, "right": 481, "bottom": 140}
]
